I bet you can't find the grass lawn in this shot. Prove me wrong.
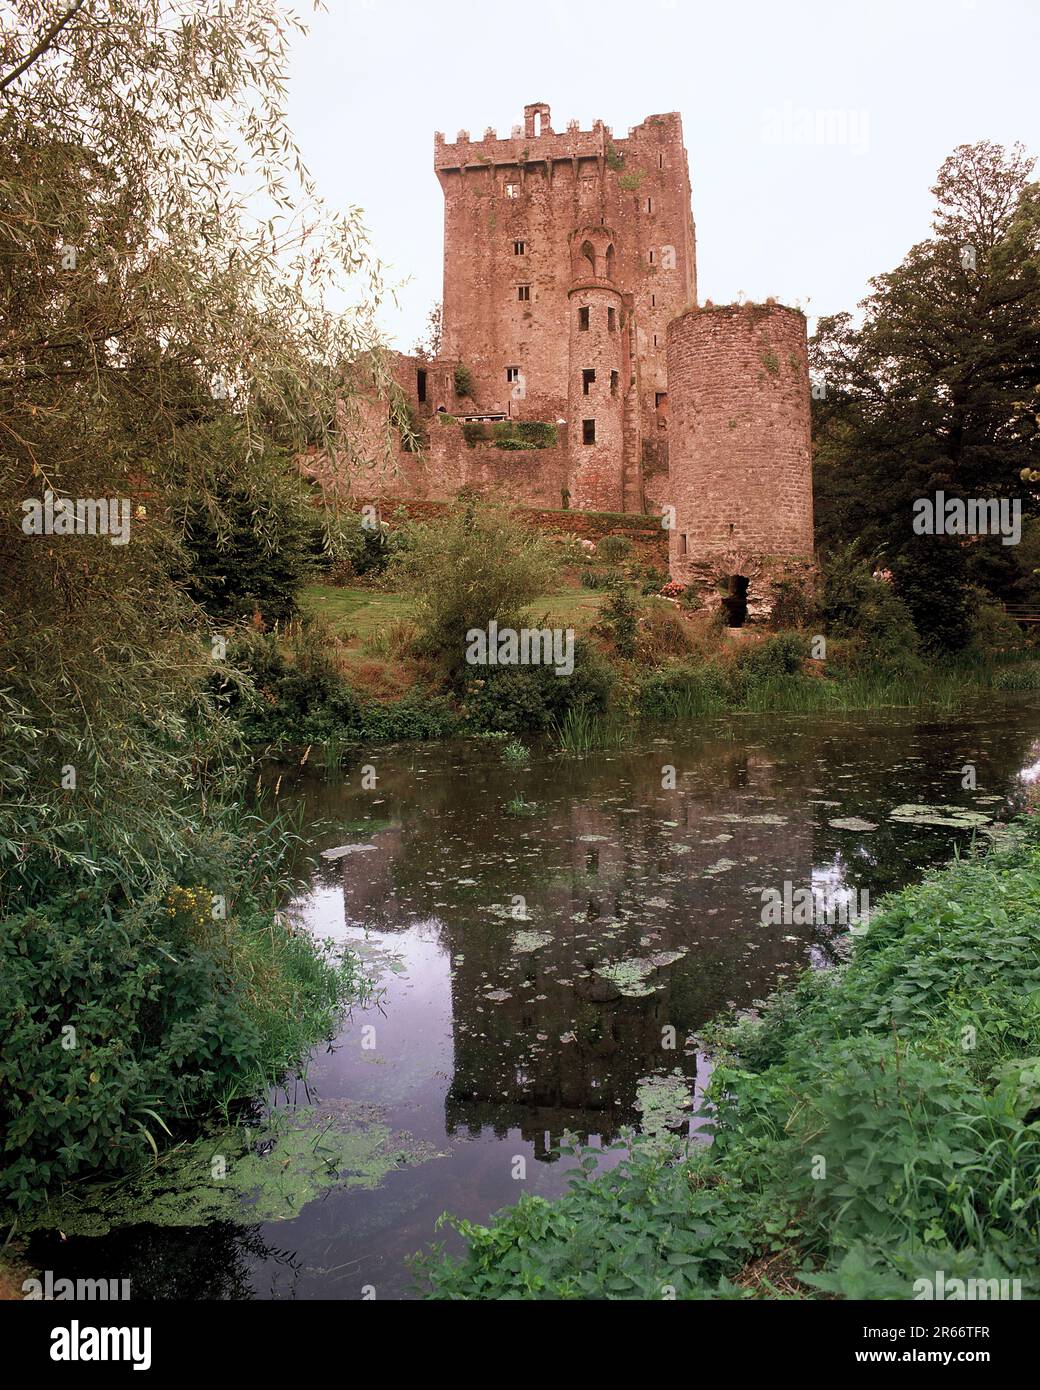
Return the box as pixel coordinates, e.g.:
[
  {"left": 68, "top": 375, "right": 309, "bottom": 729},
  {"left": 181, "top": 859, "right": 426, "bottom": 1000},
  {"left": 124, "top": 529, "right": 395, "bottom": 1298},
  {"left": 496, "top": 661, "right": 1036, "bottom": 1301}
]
[{"left": 300, "top": 583, "right": 606, "bottom": 640}]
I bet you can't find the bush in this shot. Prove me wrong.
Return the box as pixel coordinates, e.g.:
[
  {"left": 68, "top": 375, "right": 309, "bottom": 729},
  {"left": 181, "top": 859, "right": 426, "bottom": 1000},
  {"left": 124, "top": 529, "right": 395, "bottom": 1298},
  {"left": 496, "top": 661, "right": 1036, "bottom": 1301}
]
[
  {"left": 893, "top": 537, "right": 976, "bottom": 653},
  {"left": 639, "top": 567, "right": 669, "bottom": 595},
  {"left": 769, "top": 574, "right": 817, "bottom": 630},
  {"left": 224, "top": 621, "right": 458, "bottom": 743},
  {"left": 992, "top": 661, "right": 1040, "bottom": 690},
  {"left": 967, "top": 600, "right": 1027, "bottom": 660},
  {"left": 462, "top": 420, "right": 488, "bottom": 447},
  {"left": 391, "top": 502, "right": 555, "bottom": 679},
  {"left": 460, "top": 639, "right": 612, "bottom": 734},
  {"left": 737, "top": 631, "right": 809, "bottom": 681},
  {"left": 599, "top": 582, "right": 640, "bottom": 659},
  {"left": 636, "top": 602, "right": 695, "bottom": 662},
  {"left": 341, "top": 519, "right": 398, "bottom": 578},
  {"left": 637, "top": 662, "right": 731, "bottom": 717},
  {"left": 820, "top": 546, "right": 923, "bottom": 675},
  {"left": 580, "top": 568, "right": 607, "bottom": 590},
  {"left": 178, "top": 422, "right": 328, "bottom": 624}
]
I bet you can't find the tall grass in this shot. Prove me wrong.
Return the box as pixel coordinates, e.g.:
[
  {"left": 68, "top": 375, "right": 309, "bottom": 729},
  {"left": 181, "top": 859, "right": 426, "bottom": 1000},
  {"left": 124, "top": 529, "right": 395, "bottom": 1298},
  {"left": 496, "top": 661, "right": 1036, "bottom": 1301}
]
[{"left": 552, "top": 706, "right": 628, "bottom": 754}]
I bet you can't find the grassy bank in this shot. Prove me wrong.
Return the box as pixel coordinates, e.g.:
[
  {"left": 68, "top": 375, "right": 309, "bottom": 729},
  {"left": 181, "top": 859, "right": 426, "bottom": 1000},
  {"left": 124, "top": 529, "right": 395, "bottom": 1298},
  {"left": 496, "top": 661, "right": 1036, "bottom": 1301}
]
[
  {"left": 417, "top": 817, "right": 1040, "bottom": 1299},
  {"left": 233, "top": 581, "right": 1040, "bottom": 754}
]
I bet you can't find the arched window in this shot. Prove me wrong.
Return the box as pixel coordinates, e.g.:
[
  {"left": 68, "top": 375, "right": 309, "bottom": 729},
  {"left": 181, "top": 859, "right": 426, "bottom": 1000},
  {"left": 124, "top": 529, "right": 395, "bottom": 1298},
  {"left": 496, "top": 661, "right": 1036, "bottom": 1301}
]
[
  {"left": 580, "top": 240, "right": 596, "bottom": 277},
  {"left": 605, "top": 242, "right": 616, "bottom": 281}
]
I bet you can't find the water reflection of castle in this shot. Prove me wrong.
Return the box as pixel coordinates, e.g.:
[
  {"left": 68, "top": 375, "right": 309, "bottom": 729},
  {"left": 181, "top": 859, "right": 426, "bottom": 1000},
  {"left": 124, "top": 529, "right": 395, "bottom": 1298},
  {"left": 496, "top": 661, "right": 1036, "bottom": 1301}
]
[{"left": 325, "top": 740, "right": 819, "bottom": 1157}]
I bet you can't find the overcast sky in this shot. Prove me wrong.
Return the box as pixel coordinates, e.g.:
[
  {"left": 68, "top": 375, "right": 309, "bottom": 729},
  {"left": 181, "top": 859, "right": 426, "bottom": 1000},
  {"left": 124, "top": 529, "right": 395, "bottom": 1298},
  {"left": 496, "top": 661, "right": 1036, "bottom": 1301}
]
[{"left": 285, "top": 0, "right": 1040, "bottom": 349}]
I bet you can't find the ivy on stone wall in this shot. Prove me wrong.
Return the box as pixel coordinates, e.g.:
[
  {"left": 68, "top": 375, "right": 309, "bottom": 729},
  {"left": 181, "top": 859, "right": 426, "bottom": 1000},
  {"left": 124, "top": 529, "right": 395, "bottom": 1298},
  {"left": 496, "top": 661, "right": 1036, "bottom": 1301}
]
[{"left": 461, "top": 420, "right": 559, "bottom": 450}]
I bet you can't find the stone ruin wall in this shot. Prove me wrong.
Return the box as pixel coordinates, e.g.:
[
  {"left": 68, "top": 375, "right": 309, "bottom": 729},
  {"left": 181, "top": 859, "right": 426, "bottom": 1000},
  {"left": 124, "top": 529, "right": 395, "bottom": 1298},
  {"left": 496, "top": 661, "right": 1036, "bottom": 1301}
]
[{"left": 665, "top": 302, "right": 815, "bottom": 622}]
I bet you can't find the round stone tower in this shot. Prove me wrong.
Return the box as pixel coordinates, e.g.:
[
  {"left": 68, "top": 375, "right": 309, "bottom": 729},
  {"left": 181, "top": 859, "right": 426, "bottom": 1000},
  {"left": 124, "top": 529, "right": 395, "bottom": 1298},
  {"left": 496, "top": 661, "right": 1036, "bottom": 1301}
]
[
  {"left": 567, "top": 227, "right": 626, "bottom": 512},
  {"left": 665, "top": 302, "right": 813, "bottom": 624}
]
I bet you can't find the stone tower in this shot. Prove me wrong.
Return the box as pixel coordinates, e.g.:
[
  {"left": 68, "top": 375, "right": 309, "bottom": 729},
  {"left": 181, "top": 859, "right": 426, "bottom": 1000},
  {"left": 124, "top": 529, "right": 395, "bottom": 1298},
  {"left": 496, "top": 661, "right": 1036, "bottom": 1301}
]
[
  {"left": 566, "top": 226, "right": 627, "bottom": 511},
  {"left": 434, "top": 103, "right": 696, "bottom": 511},
  {"left": 665, "top": 302, "right": 814, "bottom": 624}
]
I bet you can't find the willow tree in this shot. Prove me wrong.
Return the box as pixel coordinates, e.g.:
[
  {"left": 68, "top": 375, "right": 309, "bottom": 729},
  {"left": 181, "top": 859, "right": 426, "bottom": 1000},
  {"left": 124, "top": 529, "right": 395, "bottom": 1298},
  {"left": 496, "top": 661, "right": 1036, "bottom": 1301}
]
[{"left": 0, "top": 1, "right": 392, "bottom": 902}]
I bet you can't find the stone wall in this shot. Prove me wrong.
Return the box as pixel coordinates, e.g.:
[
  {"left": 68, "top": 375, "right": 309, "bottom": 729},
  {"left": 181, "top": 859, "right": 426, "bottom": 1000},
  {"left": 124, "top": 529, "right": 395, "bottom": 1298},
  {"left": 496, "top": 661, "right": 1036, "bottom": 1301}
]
[
  {"left": 665, "top": 302, "right": 814, "bottom": 620},
  {"left": 434, "top": 103, "right": 696, "bottom": 509}
]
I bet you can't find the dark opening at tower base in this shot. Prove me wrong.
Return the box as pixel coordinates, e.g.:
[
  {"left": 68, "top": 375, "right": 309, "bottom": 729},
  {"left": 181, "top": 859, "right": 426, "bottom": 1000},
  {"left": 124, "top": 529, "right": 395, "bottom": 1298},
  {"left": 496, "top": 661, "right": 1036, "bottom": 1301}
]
[{"left": 722, "top": 574, "right": 749, "bottom": 627}]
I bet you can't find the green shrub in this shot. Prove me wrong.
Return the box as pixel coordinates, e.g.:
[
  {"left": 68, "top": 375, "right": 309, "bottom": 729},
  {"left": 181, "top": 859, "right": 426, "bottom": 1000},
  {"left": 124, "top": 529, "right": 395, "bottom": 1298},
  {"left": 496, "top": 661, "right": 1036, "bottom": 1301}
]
[
  {"left": 637, "top": 662, "right": 730, "bottom": 717},
  {"left": 580, "top": 568, "right": 606, "bottom": 590},
  {"left": 454, "top": 364, "right": 473, "bottom": 398},
  {"left": 968, "top": 600, "right": 1027, "bottom": 660},
  {"left": 461, "top": 639, "right": 611, "bottom": 734},
  {"left": 735, "top": 631, "right": 809, "bottom": 684},
  {"left": 341, "top": 519, "right": 398, "bottom": 577},
  {"left": 224, "top": 623, "right": 458, "bottom": 743},
  {"left": 178, "top": 422, "right": 328, "bottom": 624},
  {"left": 514, "top": 421, "right": 558, "bottom": 449},
  {"left": 769, "top": 575, "right": 817, "bottom": 630},
  {"left": 639, "top": 567, "right": 668, "bottom": 595},
  {"left": 462, "top": 420, "right": 488, "bottom": 447},
  {"left": 821, "top": 546, "right": 923, "bottom": 675},
  {"left": 992, "top": 661, "right": 1040, "bottom": 690},
  {"left": 893, "top": 537, "right": 976, "bottom": 654},
  {"left": 600, "top": 582, "right": 640, "bottom": 658},
  {"left": 391, "top": 502, "right": 555, "bottom": 679}
]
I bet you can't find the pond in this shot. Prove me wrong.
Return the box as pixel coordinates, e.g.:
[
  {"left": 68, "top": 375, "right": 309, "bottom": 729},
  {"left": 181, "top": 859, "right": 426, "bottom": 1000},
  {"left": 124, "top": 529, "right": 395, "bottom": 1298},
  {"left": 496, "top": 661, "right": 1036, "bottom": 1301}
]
[{"left": 27, "top": 701, "right": 1040, "bottom": 1299}]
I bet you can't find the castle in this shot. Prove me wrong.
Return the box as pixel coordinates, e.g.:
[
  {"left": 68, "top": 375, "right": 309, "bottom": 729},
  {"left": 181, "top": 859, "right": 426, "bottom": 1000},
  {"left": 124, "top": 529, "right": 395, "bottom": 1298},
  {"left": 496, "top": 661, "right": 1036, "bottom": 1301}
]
[{"left": 340, "top": 102, "right": 814, "bottom": 623}]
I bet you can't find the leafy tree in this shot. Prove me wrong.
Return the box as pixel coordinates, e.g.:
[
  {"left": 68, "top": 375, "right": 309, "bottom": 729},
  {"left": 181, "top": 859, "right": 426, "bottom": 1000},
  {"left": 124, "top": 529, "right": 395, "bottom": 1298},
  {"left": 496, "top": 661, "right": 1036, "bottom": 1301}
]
[
  {"left": 177, "top": 422, "right": 329, "bottom": 624},
  {"left": 812, "top": 142, "right": 1040, "bottom": 639},
  {"left": 412, "top": 301, "right": 443, "bottom": 360}
]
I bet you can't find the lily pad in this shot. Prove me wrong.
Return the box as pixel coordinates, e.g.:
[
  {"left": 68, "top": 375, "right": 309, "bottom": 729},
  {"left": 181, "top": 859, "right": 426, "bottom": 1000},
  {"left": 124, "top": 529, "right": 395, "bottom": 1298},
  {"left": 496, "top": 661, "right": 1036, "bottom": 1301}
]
[
  {"left": 888, "top": 803, "right": 992, "bottom": 829},
  {"left": 828, "top": 817, "right": 878, "bottom": 831},
  {"left": 635, "top": 1070, "right": 693, "bottom": 1152}
]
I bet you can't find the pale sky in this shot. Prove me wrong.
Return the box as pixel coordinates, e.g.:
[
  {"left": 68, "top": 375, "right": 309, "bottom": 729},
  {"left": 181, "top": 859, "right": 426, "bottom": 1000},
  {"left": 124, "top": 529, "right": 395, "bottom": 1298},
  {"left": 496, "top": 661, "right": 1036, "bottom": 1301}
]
[{"left": 286, "top": 0, "right": 1040, "bottom": 349}]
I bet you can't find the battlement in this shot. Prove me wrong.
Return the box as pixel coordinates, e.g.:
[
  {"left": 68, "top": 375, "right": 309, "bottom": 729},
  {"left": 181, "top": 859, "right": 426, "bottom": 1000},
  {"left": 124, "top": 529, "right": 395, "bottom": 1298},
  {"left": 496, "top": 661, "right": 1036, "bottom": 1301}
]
[{"left": 434, "top": 103, "right": 685, "bottom": 172}]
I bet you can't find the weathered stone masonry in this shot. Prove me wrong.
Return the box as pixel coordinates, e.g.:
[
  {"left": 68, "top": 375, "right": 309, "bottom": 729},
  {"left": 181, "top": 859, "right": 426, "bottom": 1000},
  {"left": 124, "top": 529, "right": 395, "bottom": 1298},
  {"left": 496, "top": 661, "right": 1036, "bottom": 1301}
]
[
  {"left": 330, "top": 101, "right": 814, "bottom": 620},
  {"left": 667, "top": 302, "right": 814, "bottom": 623}
]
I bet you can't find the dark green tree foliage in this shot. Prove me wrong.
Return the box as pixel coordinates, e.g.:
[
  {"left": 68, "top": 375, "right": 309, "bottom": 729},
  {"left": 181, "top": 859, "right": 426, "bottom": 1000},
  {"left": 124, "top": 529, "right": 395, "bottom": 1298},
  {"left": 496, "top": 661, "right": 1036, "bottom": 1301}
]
[
  {"left": 813, "top": 142, "right": 1040, "bottom": 638},
  {"left": 178, "top": 424, "right": 328, "bottom": 623},
  {"left": 820, "top": 545, "right": 923, "bottom": 672}
]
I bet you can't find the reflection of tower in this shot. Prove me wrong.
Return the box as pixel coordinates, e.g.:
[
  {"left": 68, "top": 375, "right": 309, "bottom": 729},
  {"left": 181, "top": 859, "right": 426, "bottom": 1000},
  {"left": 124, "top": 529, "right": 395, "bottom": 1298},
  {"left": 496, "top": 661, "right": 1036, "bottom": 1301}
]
[{"left": 567, "top": 227, "right": 629, "bottom": 512}]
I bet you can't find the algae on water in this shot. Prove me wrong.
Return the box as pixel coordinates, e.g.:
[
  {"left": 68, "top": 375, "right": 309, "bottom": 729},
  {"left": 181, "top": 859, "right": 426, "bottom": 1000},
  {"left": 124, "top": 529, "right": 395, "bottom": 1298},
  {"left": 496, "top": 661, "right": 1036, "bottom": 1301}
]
[
  {"left": 596, "top": 950, "right": 686, "bottom": 997},
  {"left": 888, "top": 803, "right": 992, "bottom": 828},
  {"left": 634, "top": 1070, "right": 693, "bottom": 1153},
  {"left": 12, "top": 1102, "right": 442, "bottom": 1238}
]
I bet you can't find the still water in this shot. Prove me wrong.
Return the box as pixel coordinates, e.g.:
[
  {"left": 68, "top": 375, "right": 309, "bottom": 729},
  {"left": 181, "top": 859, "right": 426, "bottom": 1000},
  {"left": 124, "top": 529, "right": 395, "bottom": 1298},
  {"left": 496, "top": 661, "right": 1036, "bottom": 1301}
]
[{"left": 28, "top": 702, "right": 1040, "bottom": 1298}]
